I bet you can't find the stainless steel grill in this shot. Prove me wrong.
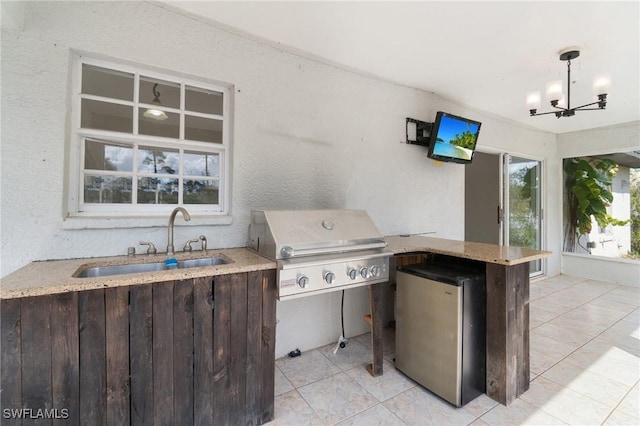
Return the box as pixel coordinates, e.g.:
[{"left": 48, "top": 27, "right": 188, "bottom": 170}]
[{"left": 247, "top": 210, "right": 391, "bottom": 300}]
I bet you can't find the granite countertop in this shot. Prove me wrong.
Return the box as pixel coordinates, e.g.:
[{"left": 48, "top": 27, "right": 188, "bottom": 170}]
[
  {"left": 1, "top": 236, "right": 552, "bottom": 300},
  {"left": 385, "top": 235, "right": 552, "bottom": 266},
  {"left": 0, "top": 248, "right": 276, "bottom": 299}
]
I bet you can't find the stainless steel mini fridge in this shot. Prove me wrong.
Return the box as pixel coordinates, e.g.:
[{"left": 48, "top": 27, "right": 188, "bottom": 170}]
[{"left": 395, "top": 263, "right": 486, "bottom": 407}]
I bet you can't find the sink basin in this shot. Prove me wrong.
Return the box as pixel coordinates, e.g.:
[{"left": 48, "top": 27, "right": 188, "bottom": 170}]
[
  {"left": 178, "top": 257, "right": 229, "bottom": 268},
  {"left": 75, "top": 256, "right": 232, "bottom": 278}
]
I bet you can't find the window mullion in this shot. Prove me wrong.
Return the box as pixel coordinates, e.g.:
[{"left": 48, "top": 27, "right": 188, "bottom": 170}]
[
  {"left": 80, "top": 94, "right": 134, "bottom": 107},
  {"left": 180, "top": 83, "right": 185, "bottom": 141},
  {"left": 133, "top": 73, "right": 140, "bottom": 136},
  {"left": 178, "top": 149, "right": 184, "bottom": 204},
  {"left": 79, "top": 137, "right": 86, "bottom": 210},
  {"left": 132, "top": 142, "right": 139, "bottom": 205}
]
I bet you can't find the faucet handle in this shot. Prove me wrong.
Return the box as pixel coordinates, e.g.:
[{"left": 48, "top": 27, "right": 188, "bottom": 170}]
[
  {"left": 139, "top": 241, "right": 157, "bottom": 255},
  {"left": 183, "top": 238, "right": 199, "bottom": 252},
  {"left": 199, "top": 235, "right": 207, "bottom": 251}
]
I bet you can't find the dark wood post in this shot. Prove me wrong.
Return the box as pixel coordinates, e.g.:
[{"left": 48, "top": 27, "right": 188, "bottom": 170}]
[
  {"left": 366, "top": 282, "right": 384, "bottom": 377},
  {"left": 485, "top": 262, "right": 530, "bottom": 405}
]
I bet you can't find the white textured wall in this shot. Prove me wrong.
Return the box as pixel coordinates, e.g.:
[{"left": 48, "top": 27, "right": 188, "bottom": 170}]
[
  {"left": 2, "top": 2, "right": 558, "bottom": 356},
  {"left": 557, "top": 121, "right": 640, "bottom": 158},
  {"left": 562, "top": 253, "right": 639, "bottom": 287}
]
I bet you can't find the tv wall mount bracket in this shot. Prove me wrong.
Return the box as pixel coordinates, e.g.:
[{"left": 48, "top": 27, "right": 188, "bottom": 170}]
[{"left": 406, "top": 118, "right": 433, "bottom": 146}]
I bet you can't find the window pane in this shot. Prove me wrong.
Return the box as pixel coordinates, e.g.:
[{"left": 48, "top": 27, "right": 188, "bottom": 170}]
[
  {"left": 82, "top": 64, "right": 134, "bottom": 101},
  {"left": 185, "top": 86, "right": 223, "bottom": 115},
  {"left": 137, "top": 146, "right": 179, "bottom": 175},
  {"left": 138, "top": 110, "right": 179, "bottom": 139},
  {"left": 137, "top": 177, "right": 178, "bottom": 204},
  {"left": 81, "top": 99, "right": 133, "bottom": 133},
  {"left": 84, "top": 140, "right": 133, "bottom": 172},
  {"left": 84, "top": 176, "right": 132, "bottom": 203},
  {"left": 185, "top": 115, "right": 222, "bottom": 143},
  {"left": 183, "top": 151, "right": 219, "bottom": 177},
  {"left": 184, "top": 180, "right": 219, "bottom": 204},
  {"left": 140, "top": 77, "right": 180, "bottom": 109}
]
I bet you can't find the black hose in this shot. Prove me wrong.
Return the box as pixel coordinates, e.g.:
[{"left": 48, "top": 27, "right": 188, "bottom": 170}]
[{"left": 341, "top": 289, "right": 345, "bottom": 337}]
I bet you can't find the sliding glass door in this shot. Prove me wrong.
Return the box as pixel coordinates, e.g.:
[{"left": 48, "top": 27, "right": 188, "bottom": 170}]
[{"left": 504, "top": 155, "right": 543, "bottom": 276}]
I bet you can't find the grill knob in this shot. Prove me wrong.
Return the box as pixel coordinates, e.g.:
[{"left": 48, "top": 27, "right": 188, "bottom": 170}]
[
  {"left": 369, "top": 265, "right": 380, "bottom": 277},
  {"left": 297, "top": 275, "right": 309, "bottom": 288},
  {"left": 359, "top": 267, "right": 368, "bottom": 278},
  {"left": 324, "top": 272, "right": 336, "bottom": 284},
  {"left": 347, "top": 267, "right": 357, "bottom": 280}
]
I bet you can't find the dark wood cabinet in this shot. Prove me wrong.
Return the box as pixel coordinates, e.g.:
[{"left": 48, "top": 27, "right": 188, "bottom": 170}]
[{"left": 1, "top": 269, "right": 277, "bottom": 425}]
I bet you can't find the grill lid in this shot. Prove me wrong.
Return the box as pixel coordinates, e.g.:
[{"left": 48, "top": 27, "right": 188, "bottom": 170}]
[{"left": 247, "top": 209, "right": 387, "bottom": 260}]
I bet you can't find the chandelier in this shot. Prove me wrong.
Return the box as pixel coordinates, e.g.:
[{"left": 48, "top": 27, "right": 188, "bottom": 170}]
[{"left": 527, "top": 49, "right": 609, "bottom": 118}]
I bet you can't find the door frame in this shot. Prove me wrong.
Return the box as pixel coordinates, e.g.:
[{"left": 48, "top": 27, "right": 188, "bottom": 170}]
[
  {"left": 502, "top": 153, "right": 545, "bottom": 278},
  {"left": 472, "top": 148, "right": 546, "bottom": 278}
]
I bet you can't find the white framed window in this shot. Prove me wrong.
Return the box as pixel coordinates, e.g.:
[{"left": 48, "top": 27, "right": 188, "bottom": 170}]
[{"left": 67, "top": 55, "right": 232, "bottom": 220}]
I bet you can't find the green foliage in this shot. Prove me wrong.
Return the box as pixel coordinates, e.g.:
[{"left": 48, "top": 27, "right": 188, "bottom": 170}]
[
  {"left": 631, "top": 169, "right": 640, "bottom": 254},
  {"left": 563, "top": 158, "right": 627, "bottom": 252},
  {"left": 450, "top": 131, "right": 476, "bottom": 150},
  {"left": 509, "top": 165, "right": 538, "bottom": 249}
]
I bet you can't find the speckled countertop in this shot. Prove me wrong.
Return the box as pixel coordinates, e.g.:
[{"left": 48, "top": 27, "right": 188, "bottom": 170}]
[
  {"left": 0, "top": 248, "right": 276, "bottom": 299},
  {"left": 1, "top": 237, "right": 552, "bottom": 300},
  {"left": 385, "top": 235, "right": 552, "bottom": 266}
]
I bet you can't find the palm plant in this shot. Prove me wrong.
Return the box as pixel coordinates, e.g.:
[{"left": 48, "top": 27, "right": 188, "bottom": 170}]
[{"left": 563, "top": 157, "right": 627, "bottom": 252}]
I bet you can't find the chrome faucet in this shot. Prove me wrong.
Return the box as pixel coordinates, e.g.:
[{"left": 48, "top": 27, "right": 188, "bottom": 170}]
[{"left": 167, "top": 207, "right": 191, "bottom": 255}]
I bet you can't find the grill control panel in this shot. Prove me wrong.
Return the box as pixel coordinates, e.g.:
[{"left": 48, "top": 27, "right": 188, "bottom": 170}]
[{"left": 278, "top": 257, "right": 390, "bottom": 300}]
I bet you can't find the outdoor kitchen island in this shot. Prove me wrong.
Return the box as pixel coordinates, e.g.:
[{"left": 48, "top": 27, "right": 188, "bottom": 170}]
[
  {"left": 0, "top": 248, "right": 279, "bottom": 425},
  {"left": 371, "top": 235, "right": 552, "bottom": 406}
]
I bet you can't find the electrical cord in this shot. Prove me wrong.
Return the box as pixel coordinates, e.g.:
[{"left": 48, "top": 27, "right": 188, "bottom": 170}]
[{"left": 341, "top": 289, "right": 345, "bottom": 337}]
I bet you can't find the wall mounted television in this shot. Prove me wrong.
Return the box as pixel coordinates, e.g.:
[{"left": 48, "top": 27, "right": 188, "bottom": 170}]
[{"left": 427, "top": 112, "right": 482, "bottom": 164}]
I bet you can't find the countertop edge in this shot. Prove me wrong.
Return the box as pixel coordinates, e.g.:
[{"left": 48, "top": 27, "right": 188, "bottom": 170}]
[
  {"left": 1, "top": 248, "right": 277, "bottom": 300},
  {"left": 385, "top": 235, "right": 552, "bottom": 266}
]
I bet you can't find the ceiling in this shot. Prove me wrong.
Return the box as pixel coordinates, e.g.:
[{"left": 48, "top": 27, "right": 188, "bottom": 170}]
[{"left": 159, "top": 1, "right": 640, "bottom": 135}]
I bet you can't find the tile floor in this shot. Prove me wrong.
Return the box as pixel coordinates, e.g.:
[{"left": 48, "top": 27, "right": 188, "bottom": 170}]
[{"left": 267, "top": 275, "right": 640, "bottom": 425}]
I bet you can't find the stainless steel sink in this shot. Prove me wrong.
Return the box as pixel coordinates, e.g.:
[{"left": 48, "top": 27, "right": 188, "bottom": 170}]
[
  {"left": 75, "top": 256, "right": 232, "bottom": 278},
  {"left": 178, "top": 257, "right": 229, "bottom": 268}
]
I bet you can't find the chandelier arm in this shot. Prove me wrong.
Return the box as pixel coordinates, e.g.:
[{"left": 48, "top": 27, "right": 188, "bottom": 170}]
[
  {"left": 573, "top": 101, "right": 606, "bottom": 110},
  {"left": 531, "top": 110, "right": 562, "bottom": 117},
  {"left": 573, "top": 107, "right": 607, "bottom": 111}
]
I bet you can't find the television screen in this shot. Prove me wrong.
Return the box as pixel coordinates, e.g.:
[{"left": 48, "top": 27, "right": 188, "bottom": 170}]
[{"left": 427, "top": 112, "right": 481, "bottom": 164}]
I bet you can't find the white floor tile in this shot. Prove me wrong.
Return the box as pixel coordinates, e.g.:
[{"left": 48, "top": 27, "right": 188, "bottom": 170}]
[
  {"left": 383, "top": 386, "right": 476, "bottom": 425},
  {"left": 318, "top": 340, "right": 374, "bottom": 371},
  {"left": 541, "top": 360, "right": 631, "bottom": 408},
  {"left": 345, "top": 360, "right": 415, "bottom": 402},
  {"left": 297, "top": 372, "right": 378, "bottom": 425},
  {"left": 603, "top": 408, "right": 640, "bottom": 425},
  {"left": 268, "top": 389, "right": 324, "bottom": 426},
  {"left": 337, "top": 404, "right": 406, "bottom": 426},
  {"left": 276, "top": 349, "right": 341, "bottom": 388},
  {"left": 462, "top": 393, "right": 499, "bottom": 418},
  {"left": 274, "top": 365, "right": 294, "bottom": 396},
  {"left": 480, "top": 398, "right": 568, "bottom": 425},
  {"left": 520, "top": 376, "right": 612, "bottom": 425},
  {"left": 615, "top": 383, "right": 640, "bottom": 420}
]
